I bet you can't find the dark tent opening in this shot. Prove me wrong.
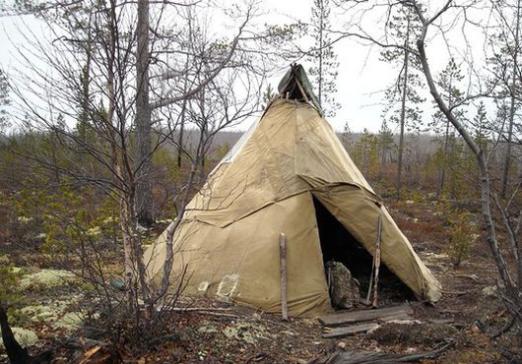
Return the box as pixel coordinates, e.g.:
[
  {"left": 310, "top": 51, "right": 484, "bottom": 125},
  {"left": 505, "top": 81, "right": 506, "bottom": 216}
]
[{"left": 312, "top": 196, "right": 414, "bottom": 306}]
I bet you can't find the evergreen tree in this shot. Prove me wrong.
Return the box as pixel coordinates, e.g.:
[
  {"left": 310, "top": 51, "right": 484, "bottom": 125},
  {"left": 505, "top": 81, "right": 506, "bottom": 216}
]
[
  {"left": 340, "top": 120, "right": 351, "bottom": 149},
  {"left": 307, "top": 0, "right": 340, "bottom": 117},
  {"left": 380, "top": 7, "right": 425, "bottom": 198},
  {"left": 352, "top": 128, "right": 379, "bottom": 178},
  {"left": 473, "top": 101, "right": 490, "bottom": 154},
  {"left": 377, "top": 120, "right": 395, "bottom": 167},
  {"left": 430, "top": 58, "right": 466, "bottom": 198}
]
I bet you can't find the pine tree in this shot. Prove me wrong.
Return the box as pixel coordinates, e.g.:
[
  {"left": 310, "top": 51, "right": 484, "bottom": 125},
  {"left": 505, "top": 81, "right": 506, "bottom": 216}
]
[
  {"left": 377, "top": 120, "right": 395, "bottom": 168},
  {"left": 380, "top": 7, "right": 425, "bottom": 199},
  {"left": 340, "top": 120, "right": 351, "bottom": 149},
  {"left": 307, "top": 0, "right": 340, "bottom": 117},
  {"left": 473, "top": 101, "right": 490, "bottom": 154},
  {"left": 430, "top": 58, "right": 466, "bottom": 198}
]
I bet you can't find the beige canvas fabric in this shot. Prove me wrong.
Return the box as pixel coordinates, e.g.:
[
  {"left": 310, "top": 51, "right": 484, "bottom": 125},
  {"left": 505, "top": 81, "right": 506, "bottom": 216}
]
[{"left": 144, "top": 98, "right": 442, "bottom": 316}]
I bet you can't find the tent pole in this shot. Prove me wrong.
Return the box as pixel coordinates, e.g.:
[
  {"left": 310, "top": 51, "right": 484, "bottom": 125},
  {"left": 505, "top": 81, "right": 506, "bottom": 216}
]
[
  {"left": 365, "top": 260, "right": 375, "bottom": 305},
  {"left": 279, "top": 233, "right": 289, "bottom": 321},
  {"left": 295, "top": 78, "right": 310, "bottom": 104},
  {"left": 372, "top": 214, "right": 383, "bottom": 308}
]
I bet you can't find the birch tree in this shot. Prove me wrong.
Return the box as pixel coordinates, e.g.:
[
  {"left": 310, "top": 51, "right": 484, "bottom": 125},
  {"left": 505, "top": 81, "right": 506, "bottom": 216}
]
[{"left": 338, "top": 0, "right": 522, "bottom": 338}]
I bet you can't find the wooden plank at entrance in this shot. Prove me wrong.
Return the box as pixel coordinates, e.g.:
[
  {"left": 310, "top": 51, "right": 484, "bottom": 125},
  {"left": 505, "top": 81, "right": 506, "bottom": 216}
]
[
  {"left": 319, "top": 304, "right": 413, "bottom": 327},
  {"left": 322, "top": 322, "right": 380, "bottom": 338}
]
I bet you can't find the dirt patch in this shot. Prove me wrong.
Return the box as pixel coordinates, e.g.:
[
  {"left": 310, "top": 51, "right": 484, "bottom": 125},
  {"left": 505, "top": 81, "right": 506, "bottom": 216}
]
[{"left": 368, "top": 322, "right": 458, "bottom": 346}]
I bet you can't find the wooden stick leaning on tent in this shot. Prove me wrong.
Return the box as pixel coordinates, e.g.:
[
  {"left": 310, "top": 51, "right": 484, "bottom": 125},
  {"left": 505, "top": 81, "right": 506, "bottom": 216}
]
[
  {"left": 372, "top": 214, "right": 383, "bottom": 308},
  {"left": 279, "top": 233, "right": 289, "bottom": 321}
]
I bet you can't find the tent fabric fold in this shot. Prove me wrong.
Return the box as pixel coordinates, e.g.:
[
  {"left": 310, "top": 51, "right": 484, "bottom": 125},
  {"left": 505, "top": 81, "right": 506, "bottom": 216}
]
[{"left": 144, "top": 98, "right": 442, "bottom": 317}]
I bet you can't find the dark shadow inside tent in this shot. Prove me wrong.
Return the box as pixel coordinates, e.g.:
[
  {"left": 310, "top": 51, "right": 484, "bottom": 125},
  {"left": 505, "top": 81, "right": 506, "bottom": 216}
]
[{"left": 312, "top": 196, "right": 414, "bottom": 306}]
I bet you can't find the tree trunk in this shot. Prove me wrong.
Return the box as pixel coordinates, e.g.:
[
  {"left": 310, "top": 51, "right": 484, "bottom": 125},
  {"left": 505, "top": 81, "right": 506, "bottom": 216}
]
[
  {"left": 501, "top": 0, "right": 520, "bottom": 198},
  {"left": 437, "top": 119, "right": 451, "bottom": 198},
  {"left": 177, "top": 53, "right": 190, "bottom": 168},
  {"left": 396, "top": 18, "right": 410, "bottom": 200},
  {"left": 0, "top": 305, "right": 32, "bottom": 364},
  {"left": 416, "top": 34, "right": 513, "bottom": 288},
  {"left": 136, "top": 0, "right": 153, "bottom": 226}
]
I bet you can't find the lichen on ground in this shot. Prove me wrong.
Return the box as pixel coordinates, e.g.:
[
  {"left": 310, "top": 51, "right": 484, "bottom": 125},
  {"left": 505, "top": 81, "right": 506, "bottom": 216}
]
[
  {"left": 20, "top": 269, "right": 77, "bottom": 290},
  {"left": 0, "top": 327, "right": 39, "bottom": 351},
  {"left": 52, "top": 311, "right": 86, "bottom": 331},
  {"left": 222, "top": 320, "right": 273, "bottom": 344}
]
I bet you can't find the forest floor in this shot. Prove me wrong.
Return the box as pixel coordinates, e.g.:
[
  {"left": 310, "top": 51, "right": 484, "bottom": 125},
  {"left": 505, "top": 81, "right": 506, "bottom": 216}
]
[{"left": 0, "top": 191, "right": 519, "bottom": 363}]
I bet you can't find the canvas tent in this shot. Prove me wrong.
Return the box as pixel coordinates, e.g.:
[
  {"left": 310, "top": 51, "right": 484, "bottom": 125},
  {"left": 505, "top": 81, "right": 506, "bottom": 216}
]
[{"left": 144, "top": 65, "right": 441, "bottom": 316}]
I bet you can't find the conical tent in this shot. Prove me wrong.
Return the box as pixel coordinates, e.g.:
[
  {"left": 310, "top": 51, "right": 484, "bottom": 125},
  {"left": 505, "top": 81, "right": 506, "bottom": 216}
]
[{"left": 144, "top": 68, "right": 441, "bottom": 317}]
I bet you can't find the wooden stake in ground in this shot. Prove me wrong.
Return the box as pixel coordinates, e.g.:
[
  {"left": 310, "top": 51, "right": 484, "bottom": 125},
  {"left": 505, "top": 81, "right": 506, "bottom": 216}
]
[
  {"left": 372, "top": 214, "right": 383, "bottom": 308},
  {"left": 365, "top": 257, "right": 375, "bottom": 305},
  {"left": 279, "top": 233, "right": 289, "bottom": 321}
]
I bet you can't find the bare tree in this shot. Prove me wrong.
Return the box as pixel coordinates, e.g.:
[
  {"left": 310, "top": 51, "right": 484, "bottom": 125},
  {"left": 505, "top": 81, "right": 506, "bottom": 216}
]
[
  {"left": 6, "top": 0, "right": 268, "bottom": 342},
  {"left": 337, "top": 0, "right": 522, "bottom": 338},
  {"left": 489, "top": 0, "right": 522, "bottom": 198}
]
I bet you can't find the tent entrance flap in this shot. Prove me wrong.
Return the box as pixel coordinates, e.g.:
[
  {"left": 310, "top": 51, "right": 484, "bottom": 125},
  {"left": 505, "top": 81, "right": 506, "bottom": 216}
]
[{"left": 311, "top": 196, "right": 414, "bottom": 304}]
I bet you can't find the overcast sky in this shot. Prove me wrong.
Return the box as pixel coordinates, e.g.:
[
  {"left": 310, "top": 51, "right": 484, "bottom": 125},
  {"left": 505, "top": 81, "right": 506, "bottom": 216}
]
[{"left": 0, "top": 0, "right": 489, "bottom": 133}]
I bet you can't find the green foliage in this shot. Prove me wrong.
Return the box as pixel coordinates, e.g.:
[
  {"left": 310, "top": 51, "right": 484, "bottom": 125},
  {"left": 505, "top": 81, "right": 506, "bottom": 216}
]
[
  {"left": 473, "top": 101, "right": 491, "bottom": 153},
  {"left": 7, "top": 180, "right": 119, "bottom": 255},
  {"left": 351, "top": 129, "right": 379, "bottom": 178},
  {"left": 378, "top": 120, "right": 395, "bottom": 166},
  {"left": 0, "top": 255, "right": 22, "bottom": 305},
  {"left": 446, "top": 209, "right": 475, "bottom": 268}
]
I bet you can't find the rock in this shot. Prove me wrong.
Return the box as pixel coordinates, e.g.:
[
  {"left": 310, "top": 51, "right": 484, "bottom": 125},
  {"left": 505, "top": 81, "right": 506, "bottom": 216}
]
[
  {"left": 198, "top": 324, "right": 218, "bottom": 334},
  {"left": 337, "top": 341, "right": 346, "bottom": 350},
  {"left": 482, "top": 286, "right": 497, "bottom": 298},
  {"left": 0, "top": 327, "right": 38, "bottom": 350},
  {"left": 326, "top": 261, "right": 360, "bottom": 309},
  {"left": 281, "top": 330, "right": 297, "bottom": 336}
]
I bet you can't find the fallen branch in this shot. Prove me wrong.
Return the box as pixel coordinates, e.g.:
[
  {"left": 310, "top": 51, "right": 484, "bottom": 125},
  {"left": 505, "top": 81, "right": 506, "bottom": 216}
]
[{"left": 155, "top": 306, "right": 231, "bottom": 312}]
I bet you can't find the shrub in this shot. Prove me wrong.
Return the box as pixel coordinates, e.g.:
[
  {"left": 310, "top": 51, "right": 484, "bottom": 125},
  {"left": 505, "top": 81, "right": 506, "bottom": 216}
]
[{"left": 447, "top": 210, "right": 475, "bottom": 268}]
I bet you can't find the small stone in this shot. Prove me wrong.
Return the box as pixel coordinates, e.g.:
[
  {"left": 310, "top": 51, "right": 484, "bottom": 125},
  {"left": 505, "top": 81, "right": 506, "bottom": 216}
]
[
  {"left": 337, "top": 341, "right": 346, "bottom": 350},
  {"left": 405, "top": 200, "right": 415, "bottom": 205},
  {"left": 482, "top": 286, "right": 497, "bottom": 298}
]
